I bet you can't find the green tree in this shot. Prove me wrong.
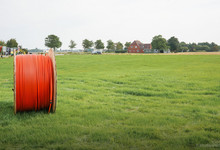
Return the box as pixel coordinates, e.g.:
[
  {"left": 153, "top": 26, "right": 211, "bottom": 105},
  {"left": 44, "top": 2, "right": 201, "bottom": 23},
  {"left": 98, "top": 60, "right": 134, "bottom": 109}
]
[
  {"left": 195, "top": 45, "right": 202, "bottom": 51},
  {"left": 0, "top": 40, "right": 6, "bottom": 46},
  {"left": 106, "top": 40, "right": 115, "bottom": 50},
  {"left": 82, "top": 39, "right": 93, "bottom": 50},
  {"left": 200, "top": 45, "right": 210, "bottom": 51},
  {"left": 124, "top": 42, "right": 131, "bottom": 50},
  {"left": 151, "top": 35, "right": 168, "bottom": 51},
  {"left": 210, "top": 42, "right": 219, "bottom": 51},
  {"left": 6, "top": 39, "right": 18, "bottom": 48},
  {"left": 168, "top": 36, "right": 179, "bottom": 52},
  {"left": 198, "top": 42, "right": 219, "bottom": 51},
  {"left": 116, "top": 42, "right": 123, "bottom": 50},
  {"left": 179, "top": 42, "right": 188, "bottom": 52},
  {"left": 45, "top": 34, "right": 62, "bottom": 51},
  {"left": 180, "top": 46, "right": 189, "bottom": 52},
  {"left": 95, "top": 40, "right": 105, "bottom": 49},
  {"left": 198, "top": 42, "right": 210, "bottom": 47},
  {"left": 188, "top": 43, "right": 197, "bottom": 52},
  {"left": 69, "top": 40, "right": 77, "bottom": 50}
]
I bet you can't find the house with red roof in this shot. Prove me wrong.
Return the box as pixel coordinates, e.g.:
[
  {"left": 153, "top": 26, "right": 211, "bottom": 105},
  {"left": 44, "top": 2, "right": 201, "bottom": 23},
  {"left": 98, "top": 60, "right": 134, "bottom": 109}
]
[{"left": 128, "top": 40, "right": 152, "bottom": 53}]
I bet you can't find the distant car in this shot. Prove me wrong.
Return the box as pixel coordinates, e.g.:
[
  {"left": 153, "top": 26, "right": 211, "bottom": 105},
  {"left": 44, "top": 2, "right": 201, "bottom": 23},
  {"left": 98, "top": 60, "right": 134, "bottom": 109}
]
[{"left": 92, "top": 51, "right": 102, "bottom": 54}]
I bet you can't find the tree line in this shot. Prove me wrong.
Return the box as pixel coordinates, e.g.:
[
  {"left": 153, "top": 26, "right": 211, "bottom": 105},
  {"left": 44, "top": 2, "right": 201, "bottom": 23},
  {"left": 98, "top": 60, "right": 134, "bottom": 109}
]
[
  {"left": 0, "top": 39, "right": 18, "bottom": 48},
  {"left": 44, "top": 35, "right": 131, "bottom": 52},
  {"left": 151, "top": 35, "right": 220, "bottom": 52},
  {"left": 1, "top": 34, "right": 220, "bottom": 53},
  {"left": 46, "top": 34, "right": 220, "bottom": 52}
]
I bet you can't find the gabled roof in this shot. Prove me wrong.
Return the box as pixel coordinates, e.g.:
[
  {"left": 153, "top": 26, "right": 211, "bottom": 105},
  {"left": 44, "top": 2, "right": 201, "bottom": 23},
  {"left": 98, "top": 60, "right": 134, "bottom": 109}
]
[
  {"left": 131, "top": 40, "right": 144, "bottom": 47},
  {"left": 131, "top": 40, "right": 151, "bottom": 48}
]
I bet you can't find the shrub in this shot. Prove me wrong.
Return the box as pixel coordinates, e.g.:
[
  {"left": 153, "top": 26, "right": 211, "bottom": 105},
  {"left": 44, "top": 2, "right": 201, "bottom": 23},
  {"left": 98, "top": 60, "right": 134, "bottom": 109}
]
[{"left": 115, "top": 50, "right": 127, "bottom": 53}]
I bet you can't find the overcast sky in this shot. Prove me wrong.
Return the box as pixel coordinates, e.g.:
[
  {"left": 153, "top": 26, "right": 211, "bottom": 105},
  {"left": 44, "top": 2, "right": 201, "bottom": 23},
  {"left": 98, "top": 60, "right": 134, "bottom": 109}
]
[{"left": 0, "top": 0, "right": 220, "bottom": 49}]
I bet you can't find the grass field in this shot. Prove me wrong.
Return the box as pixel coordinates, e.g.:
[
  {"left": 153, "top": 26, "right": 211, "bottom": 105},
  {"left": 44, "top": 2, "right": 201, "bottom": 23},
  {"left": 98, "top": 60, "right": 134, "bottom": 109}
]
[{"left": 0, "top": 54, "right": 220, "bottom": 149}]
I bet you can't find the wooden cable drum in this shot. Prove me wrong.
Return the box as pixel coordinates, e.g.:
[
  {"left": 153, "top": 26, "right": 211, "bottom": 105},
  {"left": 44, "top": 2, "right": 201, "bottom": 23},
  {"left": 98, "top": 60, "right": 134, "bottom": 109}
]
[{"left": 13, "top": 49, "right": 57, "bottom": 114}]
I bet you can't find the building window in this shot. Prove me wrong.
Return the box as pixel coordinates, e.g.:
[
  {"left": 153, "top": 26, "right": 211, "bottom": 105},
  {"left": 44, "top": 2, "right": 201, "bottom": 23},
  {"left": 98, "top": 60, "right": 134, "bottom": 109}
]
[
  {"left": 137, "top": 50, "right": 139, "bottom": 52},
  {"left": 131, "top": 46, "right": 133, "bottom": 48},
  {"left": 135, "top": 46, "right": 137, "bottom": 48}
]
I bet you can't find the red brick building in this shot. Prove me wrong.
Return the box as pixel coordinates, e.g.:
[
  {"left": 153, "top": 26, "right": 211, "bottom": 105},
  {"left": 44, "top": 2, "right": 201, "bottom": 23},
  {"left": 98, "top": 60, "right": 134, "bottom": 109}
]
[{"left": 128, "top": 40, "right": 152, "bottom": 53}]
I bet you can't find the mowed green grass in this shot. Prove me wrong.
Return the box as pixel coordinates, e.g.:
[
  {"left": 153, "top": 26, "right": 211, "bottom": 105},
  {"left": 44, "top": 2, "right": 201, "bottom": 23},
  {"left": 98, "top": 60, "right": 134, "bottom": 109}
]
[{"left": 0, "top": 54, "right": 220, "bottom": 149}]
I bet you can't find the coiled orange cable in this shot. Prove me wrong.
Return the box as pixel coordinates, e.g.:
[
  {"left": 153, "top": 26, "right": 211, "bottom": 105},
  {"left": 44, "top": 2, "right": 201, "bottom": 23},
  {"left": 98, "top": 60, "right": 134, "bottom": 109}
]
[{"left": 16, "top": 54, "right": 54, "bottom": 113}]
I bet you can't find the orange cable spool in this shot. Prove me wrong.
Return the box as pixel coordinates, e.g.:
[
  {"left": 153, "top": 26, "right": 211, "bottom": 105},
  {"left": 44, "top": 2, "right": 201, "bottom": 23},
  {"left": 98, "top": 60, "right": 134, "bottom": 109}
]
[{"left": 13, "top": 49, "right": 57, "bottom": 114}]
